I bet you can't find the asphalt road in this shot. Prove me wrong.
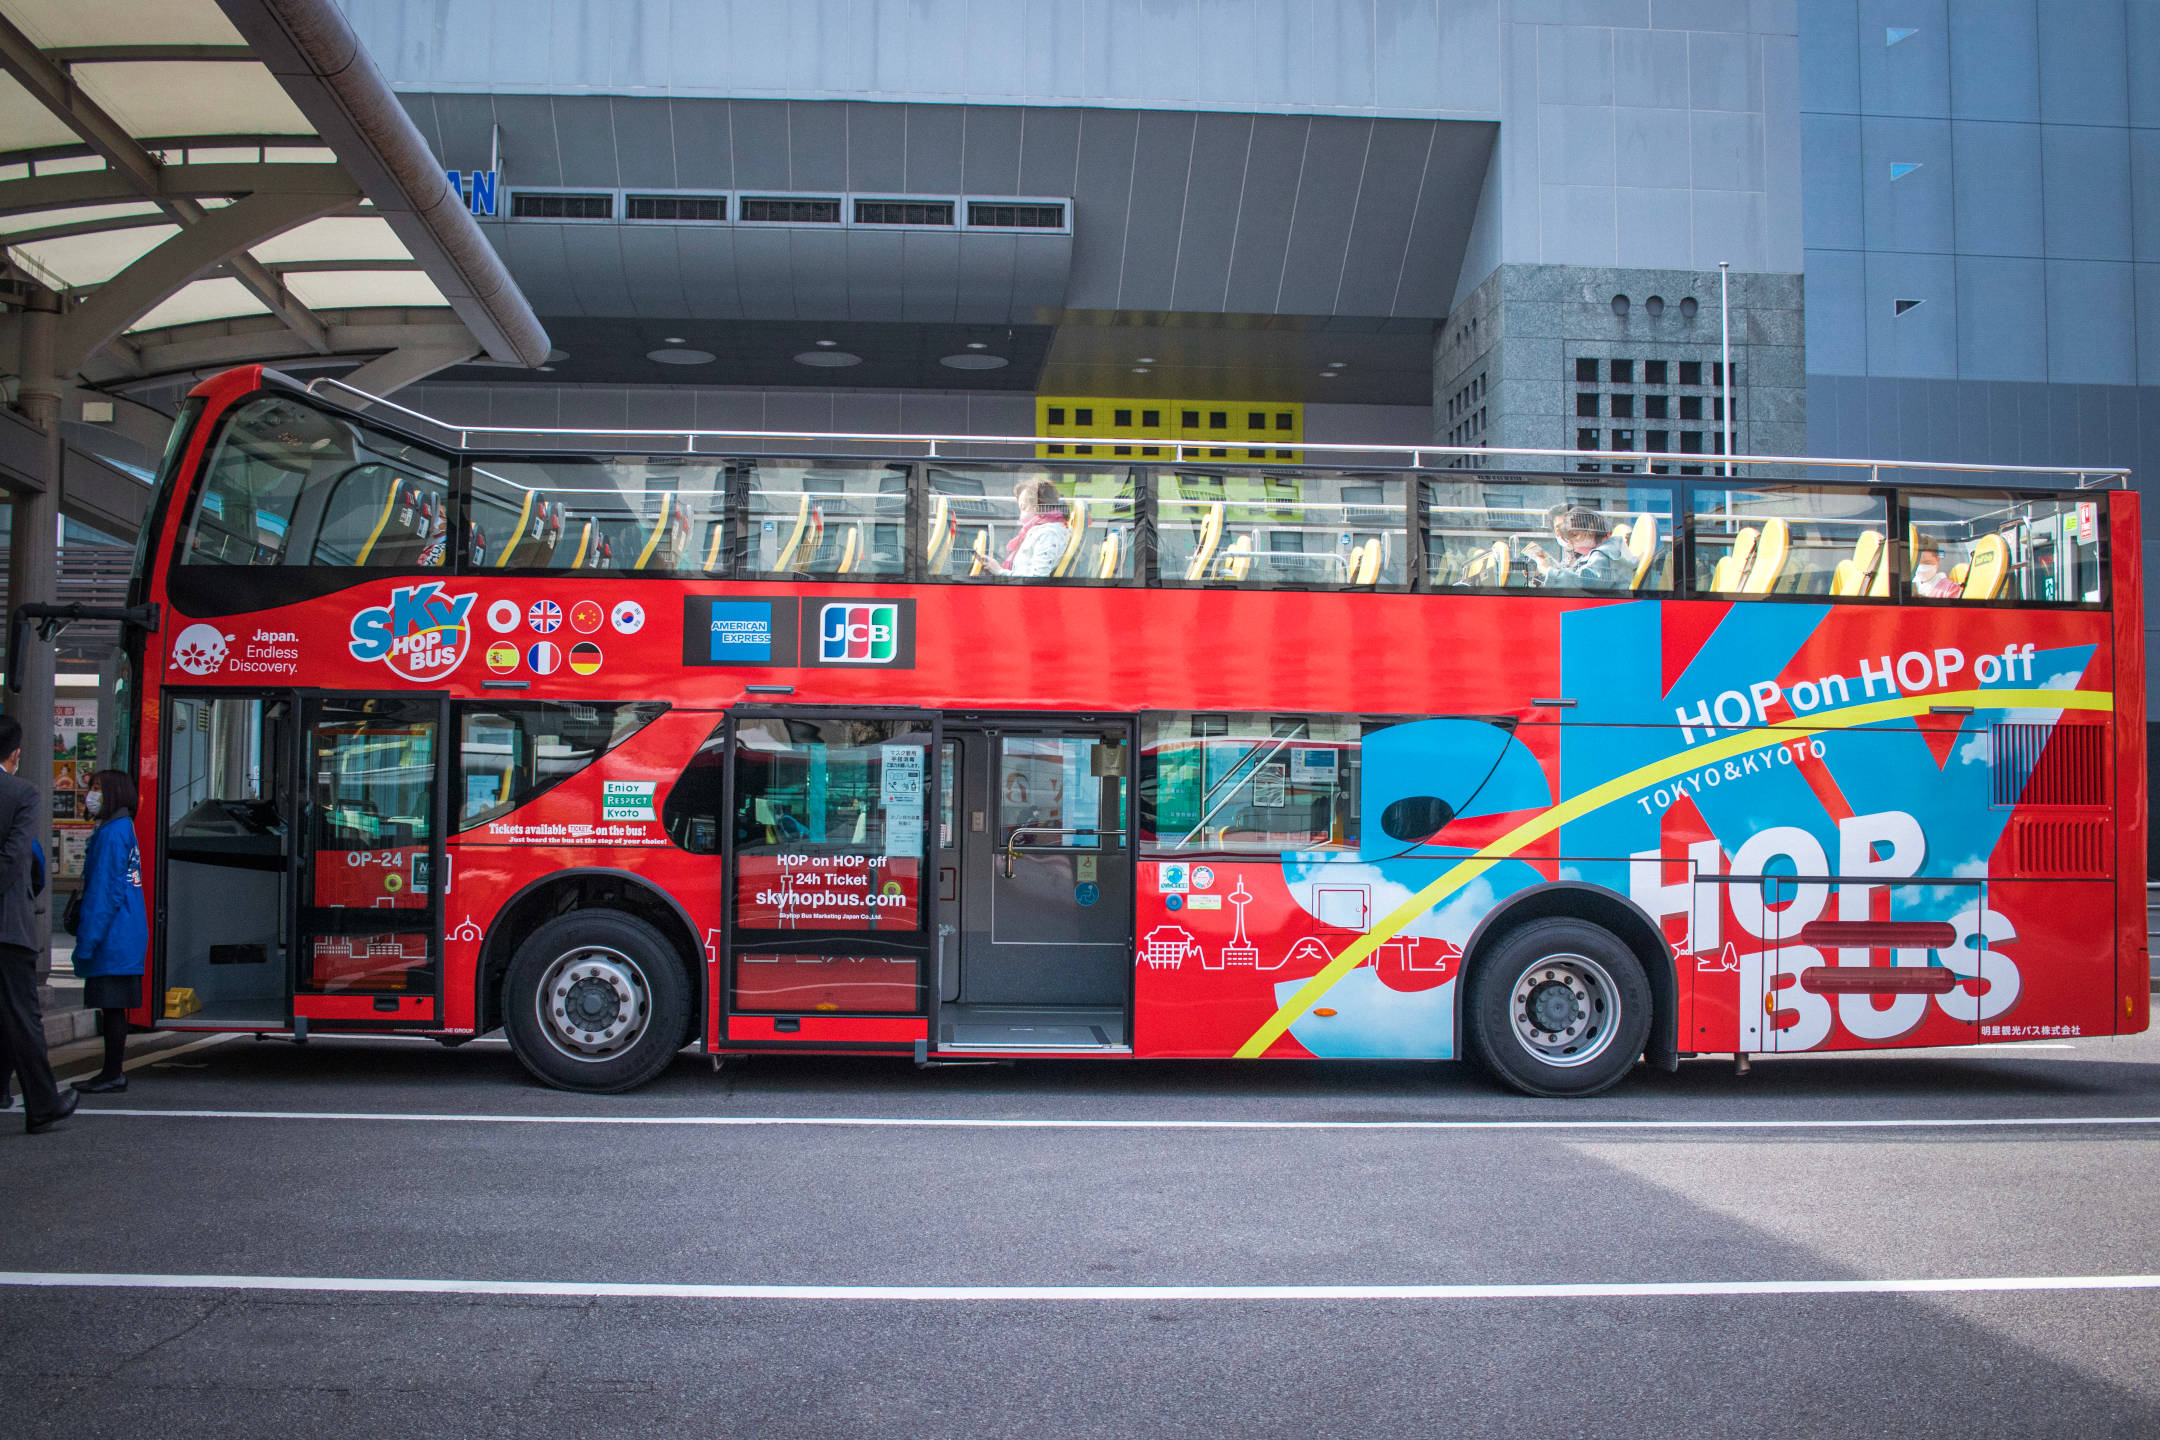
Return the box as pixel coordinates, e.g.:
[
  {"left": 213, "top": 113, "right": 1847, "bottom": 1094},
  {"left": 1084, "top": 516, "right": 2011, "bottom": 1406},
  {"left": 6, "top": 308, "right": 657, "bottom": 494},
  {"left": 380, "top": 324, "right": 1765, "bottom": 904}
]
[{"left": 6, "top": 1030, "right": 2160, "bottom": 1437}]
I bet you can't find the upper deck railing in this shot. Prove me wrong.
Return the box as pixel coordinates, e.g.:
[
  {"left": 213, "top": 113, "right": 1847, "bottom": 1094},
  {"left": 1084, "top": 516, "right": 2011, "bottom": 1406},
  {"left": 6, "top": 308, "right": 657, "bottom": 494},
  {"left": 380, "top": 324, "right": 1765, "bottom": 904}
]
[{"left": 306, "top": 376, "right": 2128, "bottom": 491}]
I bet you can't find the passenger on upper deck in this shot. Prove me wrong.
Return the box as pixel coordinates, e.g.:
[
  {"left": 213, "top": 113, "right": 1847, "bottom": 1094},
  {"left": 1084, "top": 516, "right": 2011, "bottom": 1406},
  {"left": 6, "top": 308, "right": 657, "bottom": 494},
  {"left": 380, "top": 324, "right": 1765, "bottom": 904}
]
[
  {"left": 1526, "top": 508, "right": 1632, "bottom": 591},
  {"left": 1912, "top": 541, "right": 1962, "bottom": 598},
  {"left": 979, "top": 479, "right": 1071, "bottom": 578}
]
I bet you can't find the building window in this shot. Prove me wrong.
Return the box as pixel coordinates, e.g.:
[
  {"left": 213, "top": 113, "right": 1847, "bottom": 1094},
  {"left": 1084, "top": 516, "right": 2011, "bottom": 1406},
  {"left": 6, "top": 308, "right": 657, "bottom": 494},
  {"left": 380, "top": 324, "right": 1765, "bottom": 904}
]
[
  {"left": 510, "top": 192, "right": 613, "bottom": 220},
  {"left": 1679, "top": 432, "right": 1703, "bottom": 454},
  {"left": 1576, "top": 393, "right": 1599, "bottom": 418},
  {"left": 1610, "top": 394, "right": 1634, "bottom": 419},
  {"left": 1075, "top": 408, "right": 1093, "bottom": 425},
  {"left": 1114, "top": 408, "right": 1132, "bottom": 427},
  {"left": 1610, "top": 430, "right": 1634, "bottom": 451},
  {"left": 1645, "top": 394, "right": 1669, "bottom": 420},
  {"left": 741, "top": 197, "right": 842, "bottom": 223},
  {"left": 1577, "top": 429, "right": 1600, "bottom": 450},
  {"left": 1680, "top": 396, "right": 1703, "bottom": 421},
  {"left": 1610, "top": 359, "right": 1634, "bottom": 384},
  {"left": 854, "top": 199, "right": 955, "bottom": 226},
  {"left": 1143, "top": 410, "right": 1161, "bottom": 427},
  {"left": 1679, "top": 360, "right": 1703, "bottom": 386},
  {"left": 1575, "top": 357, "right": 1599, "bottom": 382},
  {"left": 967, "top": 202, "right": 1065, "bottom": 228},
  {"left": 625, "top": 194, "right": 725, "bottom": 221},
  {"left": 1646, "top": 430, "right": 1669, "bottom": 453},
  {"left": 1645, "top": 360, "right": 1668, "bottom": 385}
]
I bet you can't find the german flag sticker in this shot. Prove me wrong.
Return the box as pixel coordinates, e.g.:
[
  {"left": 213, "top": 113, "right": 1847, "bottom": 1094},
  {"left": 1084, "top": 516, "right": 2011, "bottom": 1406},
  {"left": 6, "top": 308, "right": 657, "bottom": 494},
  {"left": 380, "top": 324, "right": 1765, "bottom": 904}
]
[
  {"left": 485, "top": 641, "right": 520, "bottom": 674},
  {"left": 569, "top": 641, "right": 603, "bottom": 676}
]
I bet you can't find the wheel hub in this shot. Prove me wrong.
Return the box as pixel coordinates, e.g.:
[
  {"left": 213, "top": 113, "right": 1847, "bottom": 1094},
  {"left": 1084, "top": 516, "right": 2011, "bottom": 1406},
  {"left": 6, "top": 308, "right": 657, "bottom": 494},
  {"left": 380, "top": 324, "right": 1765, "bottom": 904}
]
[
  {"left": 537, "top": 946, "right": 649, "bottom": 1061},
  {"left": 1510, "top": 953, "right": 1617, "bottom": 1068}
]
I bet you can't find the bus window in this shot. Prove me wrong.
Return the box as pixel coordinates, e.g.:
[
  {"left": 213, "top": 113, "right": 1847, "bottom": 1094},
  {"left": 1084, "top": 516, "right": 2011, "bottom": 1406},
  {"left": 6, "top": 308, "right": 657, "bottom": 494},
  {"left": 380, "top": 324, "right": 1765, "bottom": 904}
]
[
  {"left": 1906, "top": 491, "right": 2106, "bottom": 604},
  {"left": 1692, "top": 484, "right": 1890, "bottom": 597},
  {"left": 180, "top": 396, "right": 452, "bottom": 568},
  {"left": 1156, "top": 472, "right": 1407, "bottom": 587},
  {"left": 1140, "top": 713, "right": 1361, "bottom": 854},
  {"left": 744, "top": 460, "right": 909, "bottom": 577},
  {"left": 1423, "top": 477, "right": 1674, "bottom": 592},
  {"left": 929, "top": 465, "right": 1136, "bottom": 581},
  {"left": 467, "top": 459, "right": 726, "bottom": 572},
  {"left": 456, "top": 702, "right": 667, "bottom": 831}
]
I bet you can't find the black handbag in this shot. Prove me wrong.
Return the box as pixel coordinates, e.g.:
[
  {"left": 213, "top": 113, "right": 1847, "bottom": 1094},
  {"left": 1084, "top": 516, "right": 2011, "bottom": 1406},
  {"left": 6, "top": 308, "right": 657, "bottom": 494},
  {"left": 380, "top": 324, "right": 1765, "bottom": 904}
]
[{"left": 62, "top": 886, "right": 82, "bottom": 934}]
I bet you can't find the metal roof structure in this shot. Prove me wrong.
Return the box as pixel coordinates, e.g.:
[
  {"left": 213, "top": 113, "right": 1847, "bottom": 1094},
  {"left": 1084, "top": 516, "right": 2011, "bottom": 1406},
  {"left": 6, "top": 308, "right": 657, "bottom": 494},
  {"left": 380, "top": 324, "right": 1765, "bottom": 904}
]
[{"left": 0, "top": 0, "right": 548, "bottom": 404}]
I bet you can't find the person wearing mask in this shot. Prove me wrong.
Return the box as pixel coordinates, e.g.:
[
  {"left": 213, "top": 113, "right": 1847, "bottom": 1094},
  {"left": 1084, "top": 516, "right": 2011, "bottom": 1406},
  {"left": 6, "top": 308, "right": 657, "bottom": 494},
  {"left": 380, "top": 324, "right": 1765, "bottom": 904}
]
[
  {"left": 0, "top": 714, "right": 73, "bottom": 1133},
  {"left": 979, "top": 478, "right": 1071, "bottom": 578},
  {"left": 1912, "top": 541, "right": 1962, "bottom": 598},
  {"left": 1526, "top": 507, "right": 1633, "bottom": 591},
  {"left": 68, "top": 769, "right": 146, "bottom": 1095}
]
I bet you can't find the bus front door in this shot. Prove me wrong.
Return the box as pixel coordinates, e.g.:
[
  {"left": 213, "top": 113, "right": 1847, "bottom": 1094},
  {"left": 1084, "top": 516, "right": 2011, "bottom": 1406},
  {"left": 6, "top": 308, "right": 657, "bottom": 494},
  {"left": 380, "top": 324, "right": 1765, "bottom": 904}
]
[
  {"left": 289, "top": 695, "right": 448, "bottom": 1029},
  {"left": 940, "top": 722, "right": 1133, "bottom": 1053}
]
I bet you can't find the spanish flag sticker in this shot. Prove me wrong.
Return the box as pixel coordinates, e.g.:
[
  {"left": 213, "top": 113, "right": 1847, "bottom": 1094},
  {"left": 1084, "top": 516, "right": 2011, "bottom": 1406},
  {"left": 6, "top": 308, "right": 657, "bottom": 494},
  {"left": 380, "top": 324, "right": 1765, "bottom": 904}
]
[
  {"left": 526, "top": 641, "right": 561, "bottom": 675},
  {"left": 485, "top": 641, "right": 520, "bottom": 674},
  {"left": 569, "top": 641, "right": 603, "bottom": 676}
]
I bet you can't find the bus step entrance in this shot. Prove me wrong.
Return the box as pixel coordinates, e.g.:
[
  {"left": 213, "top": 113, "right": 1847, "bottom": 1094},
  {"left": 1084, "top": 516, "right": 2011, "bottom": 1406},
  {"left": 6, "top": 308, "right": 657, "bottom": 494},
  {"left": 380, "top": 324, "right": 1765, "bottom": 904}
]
[{"left": 938, "top": 1004, "right": 1130, "bottom": 1053}]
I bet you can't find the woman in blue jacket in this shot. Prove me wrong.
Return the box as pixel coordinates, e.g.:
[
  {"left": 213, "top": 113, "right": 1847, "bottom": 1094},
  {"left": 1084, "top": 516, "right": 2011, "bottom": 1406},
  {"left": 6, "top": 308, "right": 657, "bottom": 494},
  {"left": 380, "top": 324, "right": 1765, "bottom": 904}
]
[{"left": 71, "top": 769, "right": 147, "bottom": 1094}]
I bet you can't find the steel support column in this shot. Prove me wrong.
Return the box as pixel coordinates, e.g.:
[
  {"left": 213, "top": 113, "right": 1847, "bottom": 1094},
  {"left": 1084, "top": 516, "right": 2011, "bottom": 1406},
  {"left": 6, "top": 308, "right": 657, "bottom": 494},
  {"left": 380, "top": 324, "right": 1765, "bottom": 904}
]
[{"left": 10, "top": 290, "right": 61, "bottom": 970}]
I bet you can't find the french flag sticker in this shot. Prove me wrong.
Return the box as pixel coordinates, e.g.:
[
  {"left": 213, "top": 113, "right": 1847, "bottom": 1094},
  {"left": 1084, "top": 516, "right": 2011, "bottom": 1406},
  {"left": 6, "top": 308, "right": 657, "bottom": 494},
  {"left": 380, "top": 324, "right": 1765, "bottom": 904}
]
[{"left": 526, "top": 640, "right": 561, "bottom": 675}]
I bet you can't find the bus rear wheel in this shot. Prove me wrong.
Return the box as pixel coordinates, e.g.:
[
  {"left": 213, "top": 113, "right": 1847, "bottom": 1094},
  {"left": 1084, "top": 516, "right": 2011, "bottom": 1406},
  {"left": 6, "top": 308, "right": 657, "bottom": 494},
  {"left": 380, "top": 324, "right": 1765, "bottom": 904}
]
[
  {"left": 1465, "top": 917, "right": 1651, "bottom": 1098},
  {"left": 503, "top": 911, "right": 691, "bottom": 1093}
]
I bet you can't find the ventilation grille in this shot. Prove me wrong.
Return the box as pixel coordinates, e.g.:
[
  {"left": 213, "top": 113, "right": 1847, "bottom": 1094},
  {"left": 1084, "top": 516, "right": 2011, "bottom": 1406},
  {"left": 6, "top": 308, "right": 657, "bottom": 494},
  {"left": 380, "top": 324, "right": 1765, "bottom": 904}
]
[
  {"left": 510, "top": 192, "right": 613, "bottom": 220},
  {"left": 2010, "top": 816, "right": 2108, "bottom": 876},
  {"left": 627, "top": 194, "right": 725, "bottom": 221},
  {"left": 741, "top": 197, "right": 840, "bottom": 223},
  {"left": 1992, "top": 723, "right": 2105, "bottom": 807},
  {"left": 854, "top": 199, "right": 954, "bottom": 226},
  {"left": 968, "top": 201, "right": 1065, "bottom": 229}
]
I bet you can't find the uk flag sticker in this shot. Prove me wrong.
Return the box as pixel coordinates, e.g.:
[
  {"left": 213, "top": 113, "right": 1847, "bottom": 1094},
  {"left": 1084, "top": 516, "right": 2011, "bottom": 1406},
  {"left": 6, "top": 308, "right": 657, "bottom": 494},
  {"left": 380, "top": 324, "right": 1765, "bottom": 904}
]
[
  {"left": 527, "top": 600, "right": 562, "bottom": 633},
  {"left": 526, "top": 641, "right": 561, "bottom": 675}
]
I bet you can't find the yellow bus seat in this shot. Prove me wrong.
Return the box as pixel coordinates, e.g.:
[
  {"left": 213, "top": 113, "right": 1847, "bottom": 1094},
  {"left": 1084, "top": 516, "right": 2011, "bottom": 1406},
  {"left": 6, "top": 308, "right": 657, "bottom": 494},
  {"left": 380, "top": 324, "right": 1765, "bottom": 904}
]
[
  {"left": 1962, "top": 533, "right": 2010, "bottom": 600},
  {"left": 702, "top": 517, "right": 726, "bottom": 572},
  {"left": 771, "top": 494, "right": 813, "bottom": 572},
  {"left": 1217, "top": 533, "right": 1255, "bottom": 581},
  {"left": 1627, "top": 513, "right": 1659, "bottom": 590},
  {"left": 969, "top": 529, "right": 991, "bottom": 577},
  {"left": 632, "top": 491, "right": 679, "bottom": 570},
  {"left": 1740, "top": 517, "right": 1789, "bottom": 594},
  {"left": 1052, "top": 496, "right": 1090, "bottom": 578},
  {"left": 1095, "top": 529, "right": 1123, "bottom": 580},
  {"left": 925, "top": 497, "right": 955, "bottom": 572},
  {"left": 835, "top": 523, "right": 861, "bottom": 575},
  {"left": 1183, "top": 502, "right": 1225, "bottom": 582},
  {"left": 1830, "top": 558, "right": 1860, "bottom": 596},
  {"left": 1851, "top": 529, "right": 1884, "bottom": 589}
]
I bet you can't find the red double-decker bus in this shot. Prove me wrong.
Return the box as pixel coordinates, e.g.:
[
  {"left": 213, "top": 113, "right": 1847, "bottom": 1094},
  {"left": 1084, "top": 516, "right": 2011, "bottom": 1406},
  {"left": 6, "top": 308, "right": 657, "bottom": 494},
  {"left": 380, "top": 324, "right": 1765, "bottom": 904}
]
[{"left": 91, "top": 364, "right": 2145, "bottom": 1096}]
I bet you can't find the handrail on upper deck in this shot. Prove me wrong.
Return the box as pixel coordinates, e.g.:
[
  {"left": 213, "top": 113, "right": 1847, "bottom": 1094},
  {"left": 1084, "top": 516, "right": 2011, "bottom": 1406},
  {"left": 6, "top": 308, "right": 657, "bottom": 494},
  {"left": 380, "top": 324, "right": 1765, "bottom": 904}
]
[{"left": 303, "top": 375, "right": 2131, "bottom": 490}]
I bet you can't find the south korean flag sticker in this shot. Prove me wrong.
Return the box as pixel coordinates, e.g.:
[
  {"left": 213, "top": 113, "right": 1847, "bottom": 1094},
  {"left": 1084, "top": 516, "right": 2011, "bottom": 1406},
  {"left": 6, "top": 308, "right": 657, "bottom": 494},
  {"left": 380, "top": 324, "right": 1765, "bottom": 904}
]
[
  {"left": 610, "top": 599, "right": 645, "bottom": 634},
  {"left": 526, "top": 640, "right": 562, "bottom": 675}
]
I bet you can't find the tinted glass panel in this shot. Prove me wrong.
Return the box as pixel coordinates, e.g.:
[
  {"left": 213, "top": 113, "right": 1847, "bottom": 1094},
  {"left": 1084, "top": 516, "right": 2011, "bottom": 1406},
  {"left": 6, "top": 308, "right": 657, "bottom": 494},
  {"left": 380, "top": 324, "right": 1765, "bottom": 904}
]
[
  {"left": 182, "top": 396, "right": 452, "bottom": 568},
  {"left": 1155, "top": 473, "right": 1407, "bottom": 586},
  {"left": 732, "top": 716, "right": 931, "bottom": 931},
  {"left": 928, "top": 465, "right": 1135, "bottom": 582},
  {"left": 457, "top": 701, "right": 667, "bottom": 832},
  {"left": 744, "top": 460, "right": 908, "bottom": 577},
  {"left": 1693, "top": 484, "right": 1890, "bottom": 597},
  {"left": 468, "top": 458, "right": 726, "bottom": 572},
  {"left": 1141, "top": 713, "right": 1362, "bottom": 855},
  {"left": 1905, "top": 491, "right": 2105, "bottom": 604},
  {"left": 1423, "top": 477, "right": 1675, "bottom": 592}
]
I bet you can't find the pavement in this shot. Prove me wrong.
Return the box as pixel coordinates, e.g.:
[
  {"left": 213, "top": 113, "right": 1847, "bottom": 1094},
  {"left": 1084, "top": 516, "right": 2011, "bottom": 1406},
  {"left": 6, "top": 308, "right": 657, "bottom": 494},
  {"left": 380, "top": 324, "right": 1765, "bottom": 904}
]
[{"left": 5, "top": 1029, "right": 2160, "bottom": 1436}]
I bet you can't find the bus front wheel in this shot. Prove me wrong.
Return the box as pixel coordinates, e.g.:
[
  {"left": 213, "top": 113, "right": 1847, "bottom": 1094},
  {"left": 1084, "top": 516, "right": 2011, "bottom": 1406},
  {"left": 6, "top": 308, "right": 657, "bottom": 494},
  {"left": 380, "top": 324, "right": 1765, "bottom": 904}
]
[
  {"left": 503, "top": 911, "right": 691, "bottom": 1093},
  {"left": 1465, "top": 917, "right": 1651, "bottom": 1098}
]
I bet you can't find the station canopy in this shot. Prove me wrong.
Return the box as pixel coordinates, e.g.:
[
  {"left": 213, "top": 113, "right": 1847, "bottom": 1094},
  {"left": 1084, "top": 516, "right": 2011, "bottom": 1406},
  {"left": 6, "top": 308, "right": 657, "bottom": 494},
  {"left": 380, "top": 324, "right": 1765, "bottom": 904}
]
[{"left": 0, "top": 0, "right": 545, "bottom": 393}]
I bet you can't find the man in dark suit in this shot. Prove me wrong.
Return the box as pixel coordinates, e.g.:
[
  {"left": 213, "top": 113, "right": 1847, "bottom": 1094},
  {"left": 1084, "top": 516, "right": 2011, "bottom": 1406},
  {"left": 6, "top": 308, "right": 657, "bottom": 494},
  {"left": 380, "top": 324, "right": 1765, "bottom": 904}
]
[{"left": 0, "top": 714, "right": 73, "bottom": 1133}]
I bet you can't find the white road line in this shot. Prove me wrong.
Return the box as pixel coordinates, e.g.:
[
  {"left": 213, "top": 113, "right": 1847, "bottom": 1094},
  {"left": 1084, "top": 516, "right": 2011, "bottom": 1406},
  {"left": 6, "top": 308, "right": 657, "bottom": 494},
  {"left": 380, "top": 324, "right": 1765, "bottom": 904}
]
[
  {"left": 53, "top": 1032, "right": 243, "bottom": 1085},
  {"left": 70, "top": 1108, "right": 2160, "bottom": 1132},
  {"left": 4, "top": 1271, "right": 2160, "bottom": 1302}
]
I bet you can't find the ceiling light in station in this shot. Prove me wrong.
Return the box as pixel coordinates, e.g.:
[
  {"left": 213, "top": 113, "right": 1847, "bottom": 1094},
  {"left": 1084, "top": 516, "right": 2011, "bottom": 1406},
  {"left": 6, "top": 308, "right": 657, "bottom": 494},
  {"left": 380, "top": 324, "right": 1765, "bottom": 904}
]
[
  {"left": 796, "top": 350, "right": 862, "bottom": 367},
  {"left": 965, "top": 341, "right": 988, "bottom": 349},
  {"left": 939, "top": 353, "right": 1008, "bottom": 370},
  {"left": 647, "top": 347, "right": 716, "bottom": 365},
  {"left": 663, "top": 336, "right": 686, "bottom": 344}
]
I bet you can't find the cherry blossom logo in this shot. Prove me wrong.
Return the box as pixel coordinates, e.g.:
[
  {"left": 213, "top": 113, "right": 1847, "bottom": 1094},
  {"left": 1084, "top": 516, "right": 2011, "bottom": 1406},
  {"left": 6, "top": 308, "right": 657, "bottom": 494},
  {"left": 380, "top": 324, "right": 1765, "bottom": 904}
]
[{"left": 170, "top": 623, "right": 233, "bottom": 677}]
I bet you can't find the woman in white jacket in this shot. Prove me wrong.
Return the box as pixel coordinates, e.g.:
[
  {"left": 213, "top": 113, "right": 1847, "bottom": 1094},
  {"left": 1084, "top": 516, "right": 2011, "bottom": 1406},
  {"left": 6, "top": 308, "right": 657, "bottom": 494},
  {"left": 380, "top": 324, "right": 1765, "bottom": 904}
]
[{"left": 980, "top": 478, "right": 1070, "bottom": 578}]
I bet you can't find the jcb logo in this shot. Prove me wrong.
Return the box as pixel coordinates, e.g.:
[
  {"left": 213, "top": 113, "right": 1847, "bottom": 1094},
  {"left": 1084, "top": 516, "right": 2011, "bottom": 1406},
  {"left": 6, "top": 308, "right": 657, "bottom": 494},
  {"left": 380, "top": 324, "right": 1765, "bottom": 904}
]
[{"left": 818, "top": 603, "right": 898, "bottom": 663}]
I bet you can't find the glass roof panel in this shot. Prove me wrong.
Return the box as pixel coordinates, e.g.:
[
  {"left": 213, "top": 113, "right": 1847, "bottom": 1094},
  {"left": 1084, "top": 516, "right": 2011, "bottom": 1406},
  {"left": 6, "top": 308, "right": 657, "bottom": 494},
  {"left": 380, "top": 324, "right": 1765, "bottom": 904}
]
[
  {"left": 0, "top": 73, "right": 83, "bottom": 152},
  {"left": 3, "top": 0, "right": 245, "bottom": 48},
  {"left": 249, "top": 217, "right": 410, "bottom": 264},
  {"left": 9, "top": 223, "right": 179, "bottom": 287},
  {"left": 77, "top": 62, "right": 313, "bottom": 139},
  {"left": 128, "top": 276, "right": 268, "bottom": 332},
  {"left": 0, "top": 202, "right": 164, "bottom": 238},
  {"left": 282, "top": 270, "right": 449, "bottom": 310}
]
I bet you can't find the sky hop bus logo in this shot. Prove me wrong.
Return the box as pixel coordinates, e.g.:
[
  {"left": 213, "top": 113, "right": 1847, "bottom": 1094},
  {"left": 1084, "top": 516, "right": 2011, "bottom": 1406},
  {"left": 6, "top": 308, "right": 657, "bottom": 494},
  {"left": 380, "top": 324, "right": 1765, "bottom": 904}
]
[
  {"left": 819, "top": 603, "right": 899, "bottom": 663},
  {"left": 349, "top": 582, "right": 477, "bottom": 681}
]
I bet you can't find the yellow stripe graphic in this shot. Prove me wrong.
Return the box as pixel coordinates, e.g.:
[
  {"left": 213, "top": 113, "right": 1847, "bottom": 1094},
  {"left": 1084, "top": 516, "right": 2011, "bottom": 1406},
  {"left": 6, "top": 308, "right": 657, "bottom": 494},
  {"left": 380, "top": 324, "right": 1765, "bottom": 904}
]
[{"left": 1232, "top": 686, "right": 2114, "bottom": 1059}]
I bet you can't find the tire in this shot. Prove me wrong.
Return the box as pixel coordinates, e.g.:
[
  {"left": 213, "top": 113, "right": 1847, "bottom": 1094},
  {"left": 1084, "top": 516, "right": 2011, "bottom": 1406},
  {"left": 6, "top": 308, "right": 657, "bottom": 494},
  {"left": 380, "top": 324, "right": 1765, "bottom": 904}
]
[
  {"left": 1464, "top": 917, "right": 1652, "bottom": 1098},
  {"left": 502, "top": 910, "right": 691, "bottom": 1093}
]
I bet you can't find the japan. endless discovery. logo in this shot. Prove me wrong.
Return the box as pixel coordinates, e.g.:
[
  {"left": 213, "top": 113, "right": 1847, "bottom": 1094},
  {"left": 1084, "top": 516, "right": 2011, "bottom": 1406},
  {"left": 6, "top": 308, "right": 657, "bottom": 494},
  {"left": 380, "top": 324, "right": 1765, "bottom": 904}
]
[
  {"left": 817, "top": 602, "right": 898, "bottom": 663},
  {"left": 349, "top": 582, "right": 477, "bottom": 680}
]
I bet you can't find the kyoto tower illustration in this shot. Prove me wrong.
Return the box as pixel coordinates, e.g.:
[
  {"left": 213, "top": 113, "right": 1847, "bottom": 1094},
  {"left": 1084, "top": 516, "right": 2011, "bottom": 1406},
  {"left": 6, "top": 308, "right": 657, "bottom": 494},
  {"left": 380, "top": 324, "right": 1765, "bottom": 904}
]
[{"left": 1219, "top": 878, "right": 1260, "bottom": 968}]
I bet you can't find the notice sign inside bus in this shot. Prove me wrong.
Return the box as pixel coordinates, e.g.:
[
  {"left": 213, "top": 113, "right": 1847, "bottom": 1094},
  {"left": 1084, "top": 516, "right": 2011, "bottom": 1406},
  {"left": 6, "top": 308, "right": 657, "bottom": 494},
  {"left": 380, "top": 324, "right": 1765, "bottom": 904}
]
[{"left": 736, "top": 852, "right": 922, "bottom": 929}]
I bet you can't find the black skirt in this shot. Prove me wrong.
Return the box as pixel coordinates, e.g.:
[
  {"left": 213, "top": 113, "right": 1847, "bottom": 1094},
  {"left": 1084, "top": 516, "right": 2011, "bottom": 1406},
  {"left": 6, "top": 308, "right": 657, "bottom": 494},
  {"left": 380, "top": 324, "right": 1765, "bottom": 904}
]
[{"left": 81, "top": 973, "right": 142, "bottom": 1010}]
